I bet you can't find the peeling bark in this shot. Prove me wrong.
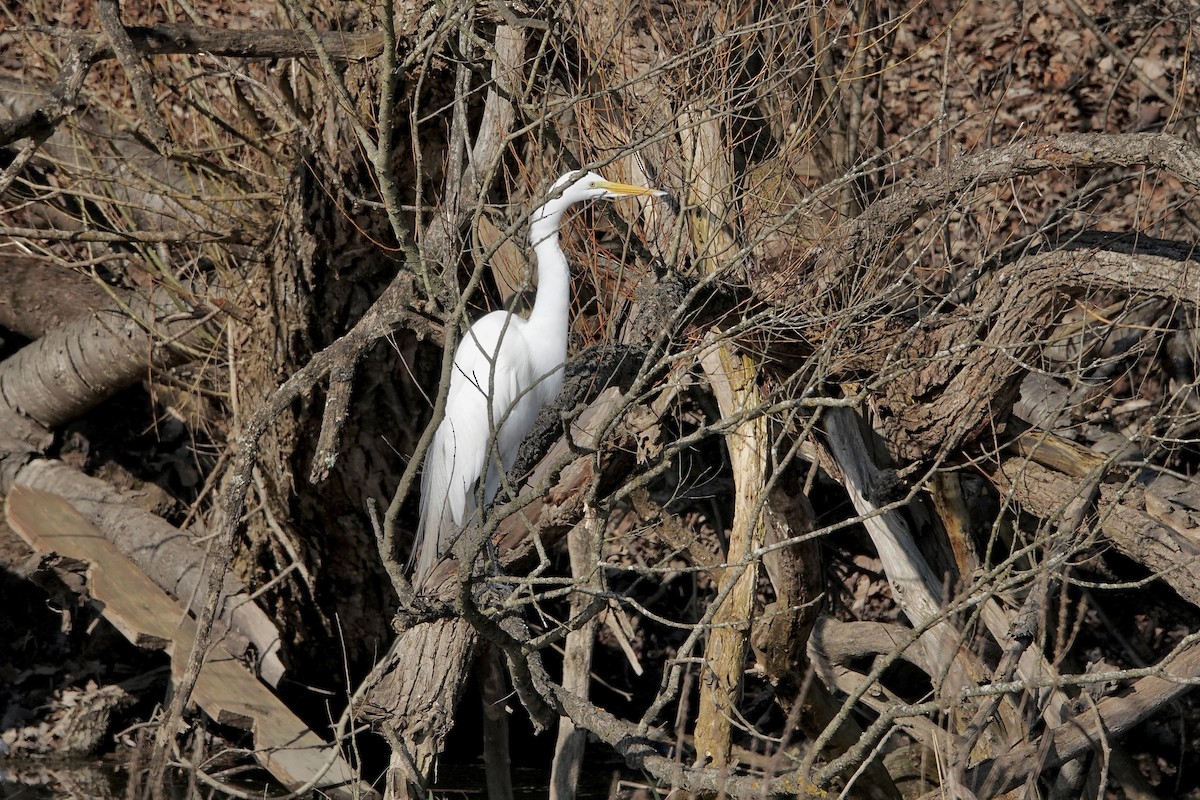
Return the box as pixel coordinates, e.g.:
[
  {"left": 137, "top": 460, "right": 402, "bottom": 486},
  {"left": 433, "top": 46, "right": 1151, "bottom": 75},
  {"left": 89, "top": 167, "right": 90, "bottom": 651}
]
[{"left": 0, "top": 285, "right": 217, "bottom": 435}]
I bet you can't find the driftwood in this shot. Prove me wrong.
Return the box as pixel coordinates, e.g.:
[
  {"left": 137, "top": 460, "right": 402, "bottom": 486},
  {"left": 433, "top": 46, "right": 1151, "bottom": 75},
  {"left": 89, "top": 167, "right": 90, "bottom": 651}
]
[
  {"left": 0, "top": 273, "right": 285, "bottom": 684},
  {"left": 6, "top": 485, "right": 369, "bottom": 798},
  {"left": 353, "top": 134, "right": 1200, "bottom": 800},
  {"left": 965, "top": 632, "right": 1200, "bottom": 796},
  {"left": 6, "top": 458, "right": 285, "bottom": 684},
  {"left": 361, "top": 615, "right": 478, "bottom": 795},
  {"left": 0, "top": 285, "right": 215, "bottom": 433},
  {"left": 996, "top": 443, "right": 1200, "bottom": 609}
]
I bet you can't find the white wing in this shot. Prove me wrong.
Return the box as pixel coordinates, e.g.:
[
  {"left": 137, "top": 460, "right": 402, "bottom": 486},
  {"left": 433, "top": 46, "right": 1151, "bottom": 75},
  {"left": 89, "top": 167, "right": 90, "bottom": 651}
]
[{"left": 415, "top": 310, "right": 545, "bottom": 582}]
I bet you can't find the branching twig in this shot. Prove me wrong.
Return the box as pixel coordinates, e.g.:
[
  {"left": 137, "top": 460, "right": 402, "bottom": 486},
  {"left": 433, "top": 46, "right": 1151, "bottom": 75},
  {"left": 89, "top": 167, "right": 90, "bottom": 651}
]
[{"left": 96, "top": 0, "right": 172, "bottom": 153}]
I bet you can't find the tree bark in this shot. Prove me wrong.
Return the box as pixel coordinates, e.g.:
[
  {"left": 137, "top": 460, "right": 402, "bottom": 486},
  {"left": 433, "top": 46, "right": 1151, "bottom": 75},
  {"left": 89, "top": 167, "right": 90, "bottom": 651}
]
[{"left": 0, "top": 285, "right": 217, "bottom": 435}]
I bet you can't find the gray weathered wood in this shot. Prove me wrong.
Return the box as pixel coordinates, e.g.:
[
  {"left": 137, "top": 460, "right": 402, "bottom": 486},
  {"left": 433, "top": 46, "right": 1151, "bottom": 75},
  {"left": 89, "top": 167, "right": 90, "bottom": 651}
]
[{"left": 6, "top": 485, "right": 372, "bottom": 799}]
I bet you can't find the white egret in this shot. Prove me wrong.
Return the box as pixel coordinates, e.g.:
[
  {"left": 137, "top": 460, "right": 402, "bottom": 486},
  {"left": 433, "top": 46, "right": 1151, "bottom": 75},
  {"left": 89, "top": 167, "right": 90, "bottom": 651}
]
[{"left": 414, "top": 170, "right": 664, "bottom": 582}]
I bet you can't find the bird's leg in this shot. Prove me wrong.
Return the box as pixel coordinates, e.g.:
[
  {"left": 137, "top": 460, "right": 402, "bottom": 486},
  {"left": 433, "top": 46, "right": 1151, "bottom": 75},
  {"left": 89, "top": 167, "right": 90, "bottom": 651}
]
[
  {"left": 464, "top": 502, "right": 505, "bottom": 578},
  {"left": 484, "top": 527, "right": 505, "bottom": 577}
]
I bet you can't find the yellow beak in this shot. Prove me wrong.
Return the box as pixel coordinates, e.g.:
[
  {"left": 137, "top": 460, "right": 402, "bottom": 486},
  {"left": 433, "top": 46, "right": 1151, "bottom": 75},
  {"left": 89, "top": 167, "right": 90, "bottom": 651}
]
[{"left": 596, "top": 179, "right": 667, "bottom": 197}]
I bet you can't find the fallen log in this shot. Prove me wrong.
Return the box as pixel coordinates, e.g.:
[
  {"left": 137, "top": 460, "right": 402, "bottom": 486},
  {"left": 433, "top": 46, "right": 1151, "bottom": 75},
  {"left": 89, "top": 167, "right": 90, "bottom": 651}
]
[
  {"left": 6, "top": 485, "right": 373, "bottom": 799},
  {"left": 0, "top": 274, "right": 285, "bottom": 684}
]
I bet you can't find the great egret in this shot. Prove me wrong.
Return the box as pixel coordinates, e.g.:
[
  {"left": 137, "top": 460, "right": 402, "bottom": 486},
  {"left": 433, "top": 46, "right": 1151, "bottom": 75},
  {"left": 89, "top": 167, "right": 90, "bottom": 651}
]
[{"left": 414, "top": 170, "right": 664, "bottom": 583}]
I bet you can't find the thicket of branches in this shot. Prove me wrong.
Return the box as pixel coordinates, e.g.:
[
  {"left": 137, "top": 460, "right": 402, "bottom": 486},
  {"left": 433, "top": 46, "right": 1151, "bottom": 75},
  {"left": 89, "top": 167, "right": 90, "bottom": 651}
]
[{"left": 3, "top": 0, "right": 1200, "bottom": 798}]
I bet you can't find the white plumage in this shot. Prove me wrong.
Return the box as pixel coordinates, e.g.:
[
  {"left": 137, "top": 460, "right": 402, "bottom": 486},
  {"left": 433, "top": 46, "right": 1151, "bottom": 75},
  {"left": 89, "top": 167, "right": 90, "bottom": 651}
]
[{"left": 414, "top": 170, "right": 663, "bottom": 582}]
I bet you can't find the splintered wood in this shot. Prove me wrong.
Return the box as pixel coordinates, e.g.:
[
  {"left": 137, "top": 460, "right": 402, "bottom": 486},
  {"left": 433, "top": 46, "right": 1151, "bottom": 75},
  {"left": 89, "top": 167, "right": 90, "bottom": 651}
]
[{"left": 5, "top": 484, "right": 372, "bottom": 799}]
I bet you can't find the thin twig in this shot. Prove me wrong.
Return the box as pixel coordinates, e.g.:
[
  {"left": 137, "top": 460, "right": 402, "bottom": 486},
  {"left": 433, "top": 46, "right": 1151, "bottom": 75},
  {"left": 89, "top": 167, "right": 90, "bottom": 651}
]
[{"left": 96, "top": 0, "right": 173, "bottom": 153}]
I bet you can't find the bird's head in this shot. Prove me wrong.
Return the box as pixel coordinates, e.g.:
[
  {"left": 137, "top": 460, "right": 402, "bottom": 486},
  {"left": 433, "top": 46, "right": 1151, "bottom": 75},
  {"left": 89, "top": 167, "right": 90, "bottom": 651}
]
[
  {"left": 533, "top": 171, "right": 664, "bottom": 226},
  {"left": 551, "top": 170, "right": 666, "bottom": 203},
  {"left": 530, "top": 170, "right": 665, "bottom": 242}
]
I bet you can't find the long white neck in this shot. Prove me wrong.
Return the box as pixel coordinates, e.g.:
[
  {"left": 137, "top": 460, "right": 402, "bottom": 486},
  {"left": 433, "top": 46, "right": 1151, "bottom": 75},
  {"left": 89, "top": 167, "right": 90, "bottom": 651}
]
[{"left": 526, "top": 206, "right": 571, "bottom": 373}]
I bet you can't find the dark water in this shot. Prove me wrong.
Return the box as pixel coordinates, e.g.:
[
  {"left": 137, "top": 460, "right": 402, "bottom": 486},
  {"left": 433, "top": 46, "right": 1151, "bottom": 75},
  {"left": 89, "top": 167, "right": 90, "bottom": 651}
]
[
  {"left": 434, "top": 764, "right": 618, "bottom": 798},
  {"left": 1, "top": 759, "right": 622, "bottom": 799},
  {"left": 0, "top": 757, "right": 130, "bottom": 800}
]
